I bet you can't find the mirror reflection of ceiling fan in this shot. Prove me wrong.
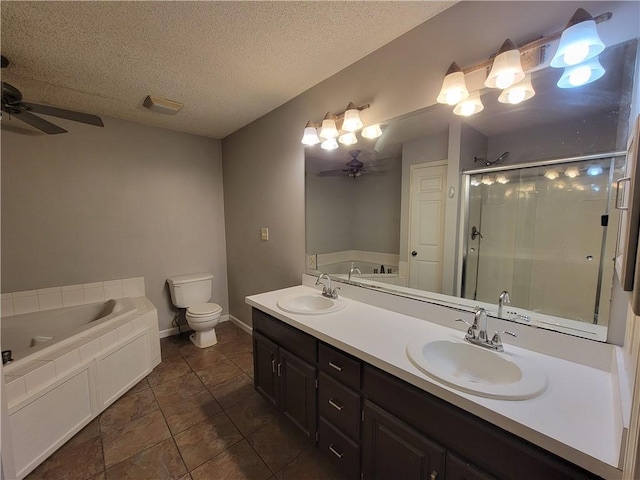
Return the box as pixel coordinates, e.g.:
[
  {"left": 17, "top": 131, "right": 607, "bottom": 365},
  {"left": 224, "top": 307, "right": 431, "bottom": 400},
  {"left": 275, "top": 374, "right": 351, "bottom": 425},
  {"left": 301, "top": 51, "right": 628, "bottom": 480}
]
[
  {"left": 318, "top": 150, "right": 391, "bottom": 179},
  {"left": 1, "top": 55, "right": 104, "bottom": 134}
]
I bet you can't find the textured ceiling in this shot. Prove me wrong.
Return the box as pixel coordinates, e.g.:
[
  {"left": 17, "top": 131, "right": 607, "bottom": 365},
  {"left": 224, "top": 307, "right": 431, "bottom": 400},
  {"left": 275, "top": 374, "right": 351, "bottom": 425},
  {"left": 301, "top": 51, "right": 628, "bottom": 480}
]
[{"left": 1, "top": 1, "right": 454, "bottom": 139}]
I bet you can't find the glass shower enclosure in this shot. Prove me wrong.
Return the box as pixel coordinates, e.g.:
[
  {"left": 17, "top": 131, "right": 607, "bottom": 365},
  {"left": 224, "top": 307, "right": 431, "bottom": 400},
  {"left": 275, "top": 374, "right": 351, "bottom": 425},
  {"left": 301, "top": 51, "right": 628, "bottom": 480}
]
[{"left": 462, "top": 155, "right": 625, "bottom": 327}]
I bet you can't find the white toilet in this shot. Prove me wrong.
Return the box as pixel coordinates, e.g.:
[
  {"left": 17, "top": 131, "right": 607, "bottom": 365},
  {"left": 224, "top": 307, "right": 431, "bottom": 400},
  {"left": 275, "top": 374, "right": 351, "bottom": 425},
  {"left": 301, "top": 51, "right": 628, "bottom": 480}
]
[{"left": 167, "top": 273, "right": 222, "bottom": 348}]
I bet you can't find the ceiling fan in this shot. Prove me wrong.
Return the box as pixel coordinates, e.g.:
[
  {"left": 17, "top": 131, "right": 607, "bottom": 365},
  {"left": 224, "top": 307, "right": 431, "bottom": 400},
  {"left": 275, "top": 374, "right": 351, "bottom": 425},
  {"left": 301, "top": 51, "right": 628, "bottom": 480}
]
[
  {"left": 318, "top": 150, "right": 389, "bottom": 180},
  {"left": 1, "top": 55, "right": 104, "bottom": 134}
]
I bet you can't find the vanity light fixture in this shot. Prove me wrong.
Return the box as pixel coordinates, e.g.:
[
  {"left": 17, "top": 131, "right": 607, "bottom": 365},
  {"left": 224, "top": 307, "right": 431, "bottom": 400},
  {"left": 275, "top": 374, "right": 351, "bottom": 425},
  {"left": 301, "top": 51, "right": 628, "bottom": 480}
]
[
  {"left": 437, "top": 9, "right": 611, "bottom": 112},
  {"left": 437, "top": 62, "right": 470, "bottom": 105},
  {"left": 361, "top": 124, "right": 382, "bottom": 139},
  {"left": 301, "top": 102, "right": 373, "bottom": 147},
  {"left": 556, "top": 57, "right": 605, "bottom": 88},
  {"left": 485, "top": 39, "right": 525, "bottom": 90},
  {"left": 498, "top": 74, "right": 535, "bottom": 105},
  {"left": 453, "top": 91, "right": 484, "bottom": 117},
  {"left": 319, "top": 113, "right": 339, "bottom": 140},
  {"left": 550, "top": 8, "right": 605, "bottom": 68},
  {"left": 301, "top": 121, "right": 321, "bottom": 145}
]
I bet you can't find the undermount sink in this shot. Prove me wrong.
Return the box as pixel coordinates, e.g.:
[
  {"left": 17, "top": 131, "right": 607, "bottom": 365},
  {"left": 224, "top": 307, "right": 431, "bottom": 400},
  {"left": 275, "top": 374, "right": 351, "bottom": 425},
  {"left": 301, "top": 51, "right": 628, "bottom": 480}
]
[
  {"left": 277, "top": 293, "right": 346, "bottom": 315},
  {"left": 406, "top": 339, "right": 547, "bottom": 400}
]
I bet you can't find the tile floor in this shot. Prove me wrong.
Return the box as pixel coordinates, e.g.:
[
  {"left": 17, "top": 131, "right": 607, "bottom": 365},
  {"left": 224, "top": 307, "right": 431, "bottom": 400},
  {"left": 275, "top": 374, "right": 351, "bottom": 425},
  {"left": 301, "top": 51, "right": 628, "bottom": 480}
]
[{"left": 26, "top": 321, "right": 346, "bottom": 480}]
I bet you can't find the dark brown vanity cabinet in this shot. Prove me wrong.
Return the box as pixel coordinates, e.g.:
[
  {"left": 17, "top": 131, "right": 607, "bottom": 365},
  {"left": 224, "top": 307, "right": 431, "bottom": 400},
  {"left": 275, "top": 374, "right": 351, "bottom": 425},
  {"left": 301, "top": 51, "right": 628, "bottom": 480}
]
[
  {"left": 251, "top": 308, "right": 602, "bottom": 480},
  {"left": 252, "top": 310, "right": 317, "bottom": 440},
  {"left": 317, "top": 343, "right": 363, "bottom": 479}
]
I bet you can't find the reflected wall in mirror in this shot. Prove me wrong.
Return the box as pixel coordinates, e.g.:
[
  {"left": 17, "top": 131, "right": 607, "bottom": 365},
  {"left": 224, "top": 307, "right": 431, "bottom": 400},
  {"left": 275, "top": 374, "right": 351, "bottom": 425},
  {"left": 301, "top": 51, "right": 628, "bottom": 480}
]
[{"left": 305, "top": 37, "right": 639, "bottom": 342}]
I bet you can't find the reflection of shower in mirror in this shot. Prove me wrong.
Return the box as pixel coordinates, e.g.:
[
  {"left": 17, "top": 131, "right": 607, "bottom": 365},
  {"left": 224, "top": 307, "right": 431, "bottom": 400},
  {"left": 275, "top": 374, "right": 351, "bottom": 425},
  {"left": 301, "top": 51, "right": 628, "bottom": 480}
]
[{"left": 474, "top": 151, "right": 510, "bottom": 166}]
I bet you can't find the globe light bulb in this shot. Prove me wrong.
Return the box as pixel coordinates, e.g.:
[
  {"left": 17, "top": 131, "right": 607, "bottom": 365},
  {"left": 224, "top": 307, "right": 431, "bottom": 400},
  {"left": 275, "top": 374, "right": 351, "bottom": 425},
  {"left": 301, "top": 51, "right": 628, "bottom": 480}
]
[
  {"left": 507, "top": 88, "right": 526, "bottom": 104},
  {"left": 568, "top": 66, "right": 592, "bottom": 86},
  {"left": 563, "top": 42, "right": 590, "bottom": 66}
]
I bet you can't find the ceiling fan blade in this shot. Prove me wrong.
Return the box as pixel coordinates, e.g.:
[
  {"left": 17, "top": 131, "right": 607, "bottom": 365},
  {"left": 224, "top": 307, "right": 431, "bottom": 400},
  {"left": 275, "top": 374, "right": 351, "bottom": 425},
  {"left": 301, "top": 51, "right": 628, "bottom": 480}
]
[
  {"left": 318, "top": 169, "right": 348, "bottom": 176},
  {"left": 13, "top": 110, "right": 68, "bottom": 134},
  {"left": 25, "top": 102, "right": 104, "bottom": 127}
]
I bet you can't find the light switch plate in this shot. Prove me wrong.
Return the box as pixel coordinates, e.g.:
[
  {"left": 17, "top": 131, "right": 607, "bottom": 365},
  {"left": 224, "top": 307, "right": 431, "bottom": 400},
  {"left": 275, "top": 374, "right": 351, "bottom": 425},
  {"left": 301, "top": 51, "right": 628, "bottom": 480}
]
[{"left": 261, "top": 227, "right": 269, "bottom": 241}]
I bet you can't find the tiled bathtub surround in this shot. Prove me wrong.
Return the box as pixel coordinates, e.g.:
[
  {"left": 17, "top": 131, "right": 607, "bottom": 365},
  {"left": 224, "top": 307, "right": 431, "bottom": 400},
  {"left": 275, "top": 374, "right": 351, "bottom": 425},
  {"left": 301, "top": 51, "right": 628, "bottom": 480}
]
[
  {"left": 3, "top": 296, "right": 161, "bottom": 479},
  {"left": 1, "top": 277, "right": 146, "bottom": 317}
]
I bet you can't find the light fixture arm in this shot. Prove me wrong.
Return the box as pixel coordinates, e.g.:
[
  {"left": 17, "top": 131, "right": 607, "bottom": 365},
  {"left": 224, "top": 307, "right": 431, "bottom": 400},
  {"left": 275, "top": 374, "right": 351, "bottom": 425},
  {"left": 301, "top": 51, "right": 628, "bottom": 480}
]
[{"left": 461, "top": 11, "right": 611, "bottom": 75}]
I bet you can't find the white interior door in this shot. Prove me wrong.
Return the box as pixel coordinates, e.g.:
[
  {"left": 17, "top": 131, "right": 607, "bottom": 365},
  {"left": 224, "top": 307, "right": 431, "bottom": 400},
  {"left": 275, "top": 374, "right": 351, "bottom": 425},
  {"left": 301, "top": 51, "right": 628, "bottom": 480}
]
[{"left": 408, "top": 163, "right": 447, "bottom": 291}]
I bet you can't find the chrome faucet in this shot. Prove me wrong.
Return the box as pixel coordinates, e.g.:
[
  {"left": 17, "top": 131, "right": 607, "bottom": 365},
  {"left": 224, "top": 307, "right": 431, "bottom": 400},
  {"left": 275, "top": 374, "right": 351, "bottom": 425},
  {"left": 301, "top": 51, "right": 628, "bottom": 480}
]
[
  {"left": 316, "top": 273, "right": 340, "bottom": 299},
  {"left": 348, "top": 263, "right": 362, "bottom": 283},
  {"left": 455, "top": 307, "right": 516, "bottom": 352},
  {"left": 498, "top": 290, "right": 511, "bottom": 318}
]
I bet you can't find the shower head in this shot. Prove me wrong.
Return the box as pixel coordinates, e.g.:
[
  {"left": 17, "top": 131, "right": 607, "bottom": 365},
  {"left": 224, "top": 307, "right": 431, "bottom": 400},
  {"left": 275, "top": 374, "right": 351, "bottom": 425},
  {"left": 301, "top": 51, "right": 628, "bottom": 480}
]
[{"left": 474, "top": 152, "right": 510, "bottom": 166}]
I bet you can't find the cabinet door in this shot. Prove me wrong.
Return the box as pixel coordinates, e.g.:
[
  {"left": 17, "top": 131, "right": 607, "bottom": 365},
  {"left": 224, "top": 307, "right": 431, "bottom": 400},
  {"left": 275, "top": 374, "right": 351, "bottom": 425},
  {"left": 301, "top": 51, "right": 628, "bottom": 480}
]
[
  {"left": 363, "top": 400, "right": 445, "bottom": 480},
  {"left": 253, "top": 331, "right": 279, "bottom": 407},
  {"left": 279, "top": 347, "right": 317, "bottom": 440},
  {"left": 446, "top": 453, "right": 496, "bottom": 480}
]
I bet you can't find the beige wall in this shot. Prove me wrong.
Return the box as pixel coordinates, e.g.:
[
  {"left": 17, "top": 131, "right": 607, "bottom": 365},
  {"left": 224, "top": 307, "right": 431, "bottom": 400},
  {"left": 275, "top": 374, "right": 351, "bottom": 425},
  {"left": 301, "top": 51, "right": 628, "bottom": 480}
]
[
  {"left": 222, "top": 0, "right": 638, "bottom": 326},
  {"left": 1, "top": 116, "right": 228, "bottom": 332}
]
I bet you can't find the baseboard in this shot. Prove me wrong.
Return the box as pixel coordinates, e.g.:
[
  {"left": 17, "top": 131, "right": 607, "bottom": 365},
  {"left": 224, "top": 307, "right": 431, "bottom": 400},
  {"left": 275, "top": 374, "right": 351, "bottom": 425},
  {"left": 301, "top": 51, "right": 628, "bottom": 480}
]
[
  {"left": 228, "top": 314, "right": 253, "bottom": 334},
  {"left": 159, "top": 314, "right": 235, "bottom": 338}
]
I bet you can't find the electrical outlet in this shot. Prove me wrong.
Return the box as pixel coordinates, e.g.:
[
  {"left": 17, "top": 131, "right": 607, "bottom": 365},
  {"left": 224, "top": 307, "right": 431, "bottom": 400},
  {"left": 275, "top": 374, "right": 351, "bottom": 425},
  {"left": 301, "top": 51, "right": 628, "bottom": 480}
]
[
  {"left": 261, "top": 227, "right": 269, "bottom": 241},
  {"left": 307, "top": 254, "right": 317, "bottom": 269}
]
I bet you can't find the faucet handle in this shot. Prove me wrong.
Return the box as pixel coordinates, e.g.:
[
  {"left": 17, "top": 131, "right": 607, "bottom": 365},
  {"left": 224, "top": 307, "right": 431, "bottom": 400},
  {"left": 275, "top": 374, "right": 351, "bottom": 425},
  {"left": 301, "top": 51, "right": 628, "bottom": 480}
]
[
  {"left": 455, "top": 318, "right": 475, "bottom": 338},
  {"left": 491, "top": 330, "right": 517, "bottom": 350}
]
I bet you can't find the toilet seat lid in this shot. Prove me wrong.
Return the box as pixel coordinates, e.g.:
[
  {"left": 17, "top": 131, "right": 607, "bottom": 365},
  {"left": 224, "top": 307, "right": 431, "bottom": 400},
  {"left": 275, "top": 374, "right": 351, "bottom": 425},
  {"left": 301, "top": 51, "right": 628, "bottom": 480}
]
[{"left": 187, "top": 303, "right": 222, "bottom": 316}]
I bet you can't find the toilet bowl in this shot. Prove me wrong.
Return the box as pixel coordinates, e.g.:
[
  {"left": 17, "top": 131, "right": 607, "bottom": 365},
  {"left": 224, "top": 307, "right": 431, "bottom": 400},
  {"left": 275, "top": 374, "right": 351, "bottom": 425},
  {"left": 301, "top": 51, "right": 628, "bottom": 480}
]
[{"left": 185, "top": 302, "right": 222, "bottom": 348}]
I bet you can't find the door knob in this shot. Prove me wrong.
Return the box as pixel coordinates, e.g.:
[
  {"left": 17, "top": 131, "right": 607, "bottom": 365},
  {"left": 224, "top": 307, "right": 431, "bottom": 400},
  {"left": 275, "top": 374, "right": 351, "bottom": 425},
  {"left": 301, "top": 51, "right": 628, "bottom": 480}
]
[{"left": 411, "top": 251, "right": 417, "bottom": 256}]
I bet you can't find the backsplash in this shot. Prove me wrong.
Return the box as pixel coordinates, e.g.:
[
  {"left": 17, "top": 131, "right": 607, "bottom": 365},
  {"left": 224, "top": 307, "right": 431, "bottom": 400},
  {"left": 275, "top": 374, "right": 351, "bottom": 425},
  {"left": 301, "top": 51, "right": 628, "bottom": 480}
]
[{"left": 1, "top": 277, "right": 146, "bottom": 318}]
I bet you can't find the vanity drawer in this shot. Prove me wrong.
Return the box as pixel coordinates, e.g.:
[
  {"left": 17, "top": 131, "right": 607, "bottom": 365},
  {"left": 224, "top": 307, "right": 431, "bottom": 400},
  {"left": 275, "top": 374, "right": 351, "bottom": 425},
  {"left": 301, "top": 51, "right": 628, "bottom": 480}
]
[
  {"left": 319, "top": 343, "right": 361, "bottom": 390},
  {"left": 252, "top": 309, "right": 316, "bottom": 364},
  {"left": 319, "top": 372, "right": 361, "bottom": 440},
  {"left": 318, "top": 417, "right": 360, "bottom": 480}
]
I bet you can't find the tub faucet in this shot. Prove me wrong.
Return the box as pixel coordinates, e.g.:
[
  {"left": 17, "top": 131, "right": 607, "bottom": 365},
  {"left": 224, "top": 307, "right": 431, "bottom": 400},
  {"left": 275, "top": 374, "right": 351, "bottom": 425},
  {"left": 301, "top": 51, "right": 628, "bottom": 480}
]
[
  {"left": 348, "top": 263, "right": 362, "bottom": 283},
  {"left": 498, "top": 290, "right": 511, "bottom": 318},
  {"left": 316, "top": 273, "right": 340, "bottom": 299}
]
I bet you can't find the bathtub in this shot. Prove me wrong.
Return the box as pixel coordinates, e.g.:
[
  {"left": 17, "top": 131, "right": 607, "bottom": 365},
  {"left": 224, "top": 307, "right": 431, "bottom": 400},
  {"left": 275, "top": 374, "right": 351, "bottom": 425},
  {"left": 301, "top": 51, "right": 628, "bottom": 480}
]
[
  {"left": 2, "top": 299, "right": 134, "bottom": 364},
  {"left": 2, "top": 296, "right": 161, "bottom": 479}
]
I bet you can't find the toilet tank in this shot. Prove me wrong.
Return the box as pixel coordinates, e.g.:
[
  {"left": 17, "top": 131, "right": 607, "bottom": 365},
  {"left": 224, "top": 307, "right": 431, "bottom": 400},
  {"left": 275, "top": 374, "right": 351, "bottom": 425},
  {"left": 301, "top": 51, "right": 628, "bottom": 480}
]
[{"left": 167, "top": 273, "right": 214, "bottom": 308}]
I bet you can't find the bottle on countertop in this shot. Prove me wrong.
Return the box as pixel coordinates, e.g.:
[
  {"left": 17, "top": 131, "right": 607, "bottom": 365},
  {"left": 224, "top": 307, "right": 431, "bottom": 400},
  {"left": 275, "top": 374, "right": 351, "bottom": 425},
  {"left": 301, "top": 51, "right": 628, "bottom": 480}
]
[{"left": 380, "top": 265, "right": 385, "bottom": 274}]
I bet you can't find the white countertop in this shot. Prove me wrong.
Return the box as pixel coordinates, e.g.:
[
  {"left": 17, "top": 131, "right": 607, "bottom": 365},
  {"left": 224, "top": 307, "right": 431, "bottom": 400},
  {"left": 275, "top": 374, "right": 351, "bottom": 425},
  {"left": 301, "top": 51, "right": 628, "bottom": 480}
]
[{"left": 246, "top": 284, "right": 623, "bottom": 480}]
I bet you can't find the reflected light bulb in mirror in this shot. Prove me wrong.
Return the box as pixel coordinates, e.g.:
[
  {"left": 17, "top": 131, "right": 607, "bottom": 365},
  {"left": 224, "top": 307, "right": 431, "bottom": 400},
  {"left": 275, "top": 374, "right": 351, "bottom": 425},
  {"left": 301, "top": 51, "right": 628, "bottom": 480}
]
[
  {"left": 544, "top": 169, "right": 559, "bottom": 180},
  {"left": 342, "top": 105, "right": 363, "bottom": 132},
  {"left": 320, "top": 138, "right": 339, "bottom": 150},
  {"left": 338, "top": 132, "right": 358, "bottom": 146},
  {"left": 557, "top": 58, "right": 605, "bottom": 88},
  {"left": 361, "top": 124, "right": 382, "bottom": 139},
  {"left": 564, "top": 166, "right": 580, "bottom": 178},
  {"left": 496, "top": 174, "right": 509, "bottom": 184},
  {"left": 587, "top": 165, "right": 603, "bottom": 176},
  {"left": 453, "top": 91, "right": 483, "bottom": 117}
]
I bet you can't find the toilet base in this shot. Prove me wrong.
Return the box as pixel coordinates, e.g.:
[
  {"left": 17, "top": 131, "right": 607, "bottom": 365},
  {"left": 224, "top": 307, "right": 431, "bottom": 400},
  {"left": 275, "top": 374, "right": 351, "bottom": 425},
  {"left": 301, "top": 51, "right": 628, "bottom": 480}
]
[{"left": 189, "top": 328, "right": 218, "bottom": 348}]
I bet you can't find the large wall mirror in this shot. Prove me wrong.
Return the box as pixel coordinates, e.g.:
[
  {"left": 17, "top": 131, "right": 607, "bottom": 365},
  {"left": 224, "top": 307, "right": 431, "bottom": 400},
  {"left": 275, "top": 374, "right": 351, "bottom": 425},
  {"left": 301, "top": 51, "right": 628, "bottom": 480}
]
[{"left": 305, "top": 36, "right": 638, "bottom": 342}]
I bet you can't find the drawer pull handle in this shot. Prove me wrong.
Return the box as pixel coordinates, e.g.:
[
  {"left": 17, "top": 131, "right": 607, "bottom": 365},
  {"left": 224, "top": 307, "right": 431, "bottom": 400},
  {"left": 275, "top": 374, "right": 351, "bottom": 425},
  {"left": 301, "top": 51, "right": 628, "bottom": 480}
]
[
  {"left": 277, "top": 362, "right": 282, "bottom": 377},
  {"left": 328, "top": 399, "right": 343, "bottom": 411},
  {"left": 271, "top": 359, "right": 277, "bottom": 374},
  {"left": 430, "top": 471, "right": 438, "bottom": 480},
  {"left": 328, "top": 361, "right": 343, "bottom": 372},
  {"left": 328, "top": 444, "right": 343, "bottom": 459}
]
